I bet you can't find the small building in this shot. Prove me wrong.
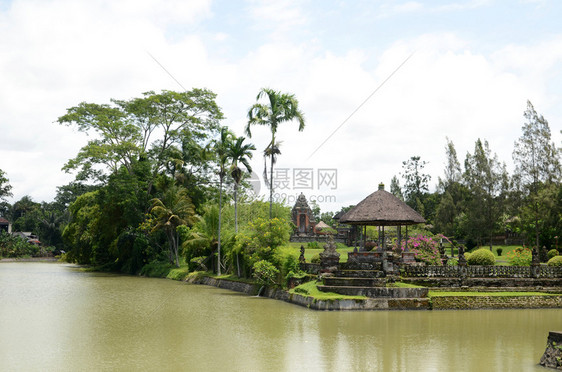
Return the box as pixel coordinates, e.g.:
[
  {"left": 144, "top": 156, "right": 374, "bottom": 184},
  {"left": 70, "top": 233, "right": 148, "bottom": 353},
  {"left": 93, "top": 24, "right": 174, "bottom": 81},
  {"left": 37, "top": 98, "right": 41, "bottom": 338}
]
[
  {"left": 0, "top": 217, "right": 11, "bottom": 234},
  {"left": 291, "top": 193, "right": 316, "bottom": 234}
]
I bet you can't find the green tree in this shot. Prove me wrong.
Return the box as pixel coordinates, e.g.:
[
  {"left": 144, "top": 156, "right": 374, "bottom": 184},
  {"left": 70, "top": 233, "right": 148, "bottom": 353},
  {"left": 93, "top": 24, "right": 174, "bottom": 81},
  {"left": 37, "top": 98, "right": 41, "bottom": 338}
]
[
  {"left": 435, "top": 139, "right": 467, "bottom": 237},
  {"left": 513, "top": 100, "right": 561, "bottom": 249},
  {"left": 228, "top": 136, "right": 255, "bottom": 234},
  {"left": 150, "top": 186, "right": 196, "bottom": 267},
  {"left": 0, "top": 169, "right": 12, "bottom": 205},
  {"left": 246, "top": 88, "right": 305, "bottom": 219},
  {"left": 400, "top": 156, "right": 431, "bottom": 214},
  {"left": 182, "top": 205, "right": 220, "bottom": 268},
  {"left": 213, "top": 127, "right": 233, "bottom": 275},
  {"left": 58, "top": 89, "right": 223, "bottom": 188},
  {"left": 390, "top": 175, "right": 403, "bottom": 200},
  {"left": 463, "top": 139, "right": 508, "bottom": 249}
]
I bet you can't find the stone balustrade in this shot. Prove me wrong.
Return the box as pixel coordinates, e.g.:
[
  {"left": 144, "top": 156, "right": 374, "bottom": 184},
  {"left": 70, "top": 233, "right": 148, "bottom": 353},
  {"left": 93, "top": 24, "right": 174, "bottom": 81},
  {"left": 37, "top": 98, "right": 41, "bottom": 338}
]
[{"left": 402, "top": 265, "right": 562, "bottom": 278}]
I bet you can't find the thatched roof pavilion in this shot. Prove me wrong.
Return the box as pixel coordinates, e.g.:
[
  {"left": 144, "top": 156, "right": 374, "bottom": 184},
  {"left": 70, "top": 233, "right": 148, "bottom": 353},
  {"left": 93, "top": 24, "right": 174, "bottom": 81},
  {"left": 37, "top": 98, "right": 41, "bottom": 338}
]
[
  {"left": 340, "top": 183, "right": 425, "bottom": 252},
  {"left": 339, "top": 184, "right": 425, "bottom": 226}
]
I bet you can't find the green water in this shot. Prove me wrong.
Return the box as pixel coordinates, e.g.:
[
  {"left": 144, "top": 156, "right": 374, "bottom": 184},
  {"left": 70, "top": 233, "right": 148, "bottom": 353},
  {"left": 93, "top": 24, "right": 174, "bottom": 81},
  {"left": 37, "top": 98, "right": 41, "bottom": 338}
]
[{"left": 0, "top": 262, "right": 559, "bottom": 371}]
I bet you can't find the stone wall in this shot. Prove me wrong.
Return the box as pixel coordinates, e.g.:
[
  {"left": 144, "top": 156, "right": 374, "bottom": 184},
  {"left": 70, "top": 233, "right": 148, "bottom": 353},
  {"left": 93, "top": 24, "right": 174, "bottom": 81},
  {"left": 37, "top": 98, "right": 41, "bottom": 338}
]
[
  {"left": 189, "top": 276, "right": 430, "bottom": 310},
  {"left": 431, "top": 295, "right": 562, "bottom": 310},
  {"left": 401, "top": 277, "right": 562, "bottom": 288},
  {"left": 540, "top": 331, "right": 562, "bottom": 370}
]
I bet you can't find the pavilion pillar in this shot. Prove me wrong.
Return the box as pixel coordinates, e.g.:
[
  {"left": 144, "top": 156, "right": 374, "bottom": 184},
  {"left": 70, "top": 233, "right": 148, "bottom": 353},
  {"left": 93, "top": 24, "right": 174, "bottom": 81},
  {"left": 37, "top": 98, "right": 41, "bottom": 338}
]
[
  {"left": 363, "top": 225, "right": 366, "bottom": 250},
  {"left": 405, "top": 225, "right": 409, "bottom": 252},
  {"left": 397, "top": 225, "right": 402, "bottom": 250}
]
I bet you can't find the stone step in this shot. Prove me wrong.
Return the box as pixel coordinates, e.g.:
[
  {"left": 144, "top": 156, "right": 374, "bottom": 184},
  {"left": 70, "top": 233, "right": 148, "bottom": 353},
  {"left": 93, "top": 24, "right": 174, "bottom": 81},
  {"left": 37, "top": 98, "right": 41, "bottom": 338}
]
[
  {"left": 333, "top": 270, "right": 385, "bottom": 278},
  {"left": 323, "top": 277, "right": 387, "bottom": 287},
  {"left": 317, "top": 285, "right": 429, "bottom": 299},
  {"left": 340, "top": 262, "right": 384, "bottom": 271}
]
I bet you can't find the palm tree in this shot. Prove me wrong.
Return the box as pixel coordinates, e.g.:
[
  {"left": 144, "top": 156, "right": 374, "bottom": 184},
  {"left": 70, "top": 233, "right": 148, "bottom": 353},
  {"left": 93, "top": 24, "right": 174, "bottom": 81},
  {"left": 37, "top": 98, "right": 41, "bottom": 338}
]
[
  {"left": 246, "top": 88, "right": 305, "bottom": 219},
  {"left": 228, "top": 136, "right": 256, "bottom": 233},
  {"left": 150, "top": 186, "right": 196, "bottom": 267},
  {"left": 213, "top": 127, "right": 233, "bottom": 275}
]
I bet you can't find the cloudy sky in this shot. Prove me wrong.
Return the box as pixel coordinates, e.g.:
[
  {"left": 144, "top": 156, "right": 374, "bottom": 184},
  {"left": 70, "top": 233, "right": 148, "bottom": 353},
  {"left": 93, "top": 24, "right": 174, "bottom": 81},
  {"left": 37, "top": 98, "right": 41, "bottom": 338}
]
[{"left": 1, "top": 0, "right": 561, "bottom": 213}]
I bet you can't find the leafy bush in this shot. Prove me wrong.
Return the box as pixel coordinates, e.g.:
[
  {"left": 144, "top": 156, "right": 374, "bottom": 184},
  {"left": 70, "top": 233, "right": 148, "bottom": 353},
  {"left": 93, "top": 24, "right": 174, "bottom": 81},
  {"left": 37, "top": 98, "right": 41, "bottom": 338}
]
[
  {"left": 467, "top": 248, "right": 495, "bottom": 266},
  {"left": 547, "top": 249, "right": 559, "bottom": 260},
  {"left": 395, "top": 234, "right": 442, "bottom": 265},
  {"left": 235, "top": 217, "right": 292, "bottom": 266},
  {"left": 547, "top": 256, "right": 562, "bottom": 267},
  {"left": 307, "top": 241, "right": 319, "bottom": 249},
  {"left": 310, "top": 253, "right": 320, "bottom": 264},
  {"left": 166, "top": 266, "right": 190, "bottom": 281},
  {"left": 507, "top": 247, "right": 532, "bottom": 266},
  {"left": 447, "top": 258, "right": 458, "bottom": 266},
  {"left": 496, "top": 248, "right": 503, "bottom": 256},
  {"left": 273, "top": 246, "right": 305, "bottom": 287},
  {"left": 252, "top": 260, "right": 279, "bottom": 286},
  {"left": 139, "top": 260, "right": 174, "bottom": 278},
  {"left": 464, "top": 252, "right": 471, "bottom": 261}
]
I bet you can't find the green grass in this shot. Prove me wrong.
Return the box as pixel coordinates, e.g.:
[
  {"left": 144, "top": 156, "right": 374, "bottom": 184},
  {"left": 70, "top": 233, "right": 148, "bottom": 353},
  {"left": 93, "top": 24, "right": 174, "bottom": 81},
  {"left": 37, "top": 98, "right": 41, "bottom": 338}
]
[
  {"left": 290, "top": 280, "right": 367, "bottom": 300},
  {"left": 388, "top": 282, "right": 426, "bottom": 288},
  {"left": 281, "top": 241, "right": 355, "bottom": 263},
  {"left": 428, "top": 291, "right": 557, "bottom": 297}
]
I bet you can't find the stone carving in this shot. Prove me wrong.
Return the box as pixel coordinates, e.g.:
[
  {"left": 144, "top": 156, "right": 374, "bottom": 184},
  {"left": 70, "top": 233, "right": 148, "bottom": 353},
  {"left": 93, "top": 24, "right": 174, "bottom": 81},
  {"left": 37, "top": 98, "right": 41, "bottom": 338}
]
[
  {"left": 299, "top": 245, "right": 306, "bottom": 264},
  {"left": 320, "top": 234, "right": 340, "bottom": 271}
]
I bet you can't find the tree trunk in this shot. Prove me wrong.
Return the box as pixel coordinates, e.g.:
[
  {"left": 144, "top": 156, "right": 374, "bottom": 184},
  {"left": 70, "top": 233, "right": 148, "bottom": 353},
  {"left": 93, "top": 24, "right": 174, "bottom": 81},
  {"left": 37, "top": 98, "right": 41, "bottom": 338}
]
[
  {"left": 218, "top": 175, "right": 223, "bottom": 276},
  {"left": 234, "top": 183, "right": 238, "bottom": 234},
  {"left": 269, "top": 152, "right": 274, "bottom": 219},
  {"left": 174, "top": 231, "right": 180, "bottom": 267}
]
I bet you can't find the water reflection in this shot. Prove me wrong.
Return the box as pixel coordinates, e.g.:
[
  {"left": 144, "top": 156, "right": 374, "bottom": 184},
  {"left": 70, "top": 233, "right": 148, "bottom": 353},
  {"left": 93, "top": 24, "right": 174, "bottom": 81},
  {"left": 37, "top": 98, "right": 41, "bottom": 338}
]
[{"left": 0, "top": 262, "right": 559, "bottom": 371}]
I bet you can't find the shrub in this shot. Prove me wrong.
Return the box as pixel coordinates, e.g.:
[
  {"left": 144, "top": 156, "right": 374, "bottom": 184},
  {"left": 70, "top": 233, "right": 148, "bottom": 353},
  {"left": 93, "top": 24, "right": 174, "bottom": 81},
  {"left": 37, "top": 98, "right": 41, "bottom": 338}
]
[
  {"left": 273, "top": 246, "right": 305, "bottom": 287},
  {"left": 547, "top": 256, "right": 562, "bottom": 267},
  {"left": 464, "top": 252, "right": 471, "bottom": 261},
  {"left": 235, "top": 217, "right": 292, "bottom": 265},
  {"left": 307, "top": 241, "right": 319, "bottom": 249},
  {"left": 310, "top": 253, "right": 320, "bottom": 264},
  {"left": 548, "top": 249, "right": 559, "bottom": 260},
  {"left": 166, "top": 266, "right": 189, "bottom": 281},
  {"left": 252, "top": 260, "right": 279, "bottom": 286},
  {"left": 395, "top": 234, "right": 442, "bottom": 266},
  {"left": 467, "top": 248, "right": 495, "bottom": 266},
  {"left": 496, "top": 248, "right": 503, "bottom": 256},
  {"left": 507, "top": 247, "right": 532, "bottom": 266}
]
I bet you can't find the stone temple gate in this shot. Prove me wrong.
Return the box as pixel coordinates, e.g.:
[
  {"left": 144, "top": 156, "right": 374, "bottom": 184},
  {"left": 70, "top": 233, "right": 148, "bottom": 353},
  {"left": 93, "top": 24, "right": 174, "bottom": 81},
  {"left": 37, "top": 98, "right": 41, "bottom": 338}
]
[{"left": 291, "top": 193, "right": 316, "bottom": 235}]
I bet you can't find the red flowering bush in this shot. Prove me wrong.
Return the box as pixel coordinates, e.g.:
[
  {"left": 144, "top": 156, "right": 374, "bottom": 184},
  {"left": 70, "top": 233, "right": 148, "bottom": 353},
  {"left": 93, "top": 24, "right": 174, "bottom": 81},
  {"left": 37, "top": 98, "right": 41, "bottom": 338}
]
[{"left": 395, "top": 234, "right": 442, "bottom": 266}]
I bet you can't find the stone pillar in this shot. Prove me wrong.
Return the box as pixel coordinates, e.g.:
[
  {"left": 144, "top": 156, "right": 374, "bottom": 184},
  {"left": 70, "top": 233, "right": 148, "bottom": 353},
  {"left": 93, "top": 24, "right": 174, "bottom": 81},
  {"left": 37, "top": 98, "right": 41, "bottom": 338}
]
[
  {"left": 540, "top": 331, "right": 562, "bottom": 369},
  {"left": 458, "top": 245, "right": 467, "bottom": 279},
  {"left": 531, "top": 247, "right": 541, "bottom": 279}
]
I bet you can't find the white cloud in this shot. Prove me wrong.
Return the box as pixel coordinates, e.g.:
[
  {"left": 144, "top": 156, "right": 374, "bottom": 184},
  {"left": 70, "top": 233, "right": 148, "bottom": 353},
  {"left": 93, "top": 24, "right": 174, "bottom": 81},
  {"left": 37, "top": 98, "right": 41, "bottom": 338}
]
[{"left": 1, "top": 0, "right": 561, "bottom": 214}]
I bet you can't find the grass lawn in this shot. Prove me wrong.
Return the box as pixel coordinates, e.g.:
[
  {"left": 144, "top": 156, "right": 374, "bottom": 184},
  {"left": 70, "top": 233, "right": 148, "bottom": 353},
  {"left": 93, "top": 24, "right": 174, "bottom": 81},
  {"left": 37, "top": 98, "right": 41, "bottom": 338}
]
[
  {"left": 281, "top": 241, "right": 355, "bottom": 262},
  {"left": 283, "top": 241, "right": 526, "bottom": 266},
  {"left": 290, "top": 280, "right": 367, "bottom": 300}
]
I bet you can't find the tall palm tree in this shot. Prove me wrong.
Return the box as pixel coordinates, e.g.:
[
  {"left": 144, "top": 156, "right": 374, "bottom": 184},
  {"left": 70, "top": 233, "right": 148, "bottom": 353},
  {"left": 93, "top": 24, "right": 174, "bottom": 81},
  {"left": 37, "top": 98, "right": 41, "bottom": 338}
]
[
  {"left": 213, "top": 127, "right": 233, "bottom": 275},
  {"left": 228, "top": 136, "right": 256, "bottom": 233},
  {"left": 150, "top": 186, "right": 196, "bottom": 267},
  {"left": 246, "top": 88, "right": 305, "bottom": 219}
]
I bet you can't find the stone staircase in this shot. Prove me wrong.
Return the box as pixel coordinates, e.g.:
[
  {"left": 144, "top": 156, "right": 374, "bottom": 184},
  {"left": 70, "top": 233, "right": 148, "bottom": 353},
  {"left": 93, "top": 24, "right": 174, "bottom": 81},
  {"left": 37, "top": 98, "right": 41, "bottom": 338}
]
[{"left": 317, "top": 268, "right": 429, "bottom": 304}]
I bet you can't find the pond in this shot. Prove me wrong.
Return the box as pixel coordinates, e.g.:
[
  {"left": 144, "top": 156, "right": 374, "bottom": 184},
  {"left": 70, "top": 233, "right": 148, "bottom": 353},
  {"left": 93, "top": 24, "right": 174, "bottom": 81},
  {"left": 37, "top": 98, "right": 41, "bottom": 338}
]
[{"left": 0, "top": 262, "right": 559, "bottom": 371}]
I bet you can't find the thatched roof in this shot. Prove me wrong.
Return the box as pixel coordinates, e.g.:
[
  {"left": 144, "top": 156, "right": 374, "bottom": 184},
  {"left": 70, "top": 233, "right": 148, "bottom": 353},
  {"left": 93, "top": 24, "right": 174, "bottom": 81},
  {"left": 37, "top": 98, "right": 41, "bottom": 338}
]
[
  {"left": 339, "top": 185, "right": 425, "bottom": 226},
  {"left": 314, "top": 221, "right": 331, "bottom": 230},
  {"left": 333, "top": 210, "right": 345, "bottom": 220}
]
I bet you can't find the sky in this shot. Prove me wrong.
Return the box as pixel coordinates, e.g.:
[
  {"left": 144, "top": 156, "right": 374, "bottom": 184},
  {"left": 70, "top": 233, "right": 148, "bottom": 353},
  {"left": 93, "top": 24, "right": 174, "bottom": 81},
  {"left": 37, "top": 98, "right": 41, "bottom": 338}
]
[{"left": 1, "top": 0, "right": 561, "bottom": 213}]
